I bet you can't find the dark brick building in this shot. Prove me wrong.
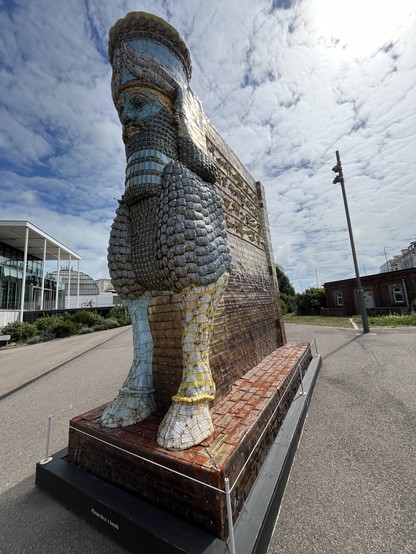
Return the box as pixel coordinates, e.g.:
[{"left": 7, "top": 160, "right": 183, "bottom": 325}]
[{"left": 324, "top": 268, "right": 416, "bottom": 316}]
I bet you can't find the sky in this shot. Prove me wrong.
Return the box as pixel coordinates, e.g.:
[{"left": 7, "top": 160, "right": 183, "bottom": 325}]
[{"left": 0, "top": 0, "right": 415, "bottom": 292}]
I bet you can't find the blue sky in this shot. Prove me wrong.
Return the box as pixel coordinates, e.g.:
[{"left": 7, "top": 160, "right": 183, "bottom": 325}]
[{"left": 0, "top": 0, "right": 415, "bottom": 291}]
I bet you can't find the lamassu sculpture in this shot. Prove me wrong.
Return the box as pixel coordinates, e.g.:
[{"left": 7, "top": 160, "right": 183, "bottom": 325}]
[{"left": 101, "top": 12, "right": 232, "bottom": 450}]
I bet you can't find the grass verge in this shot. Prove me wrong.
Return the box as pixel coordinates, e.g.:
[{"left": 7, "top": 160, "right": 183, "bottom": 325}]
[
  {"left": 284, "top": 313, "right": 416, "bottom": 328},
  {"left": 354, "top": 314, "right": 416, "bottom": 327},
  {"left": 283, "top": 315, "right": 354, "bottom": 328}
]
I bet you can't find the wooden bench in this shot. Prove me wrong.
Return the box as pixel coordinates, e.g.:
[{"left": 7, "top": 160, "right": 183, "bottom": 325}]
[{"left": 0, "top": 335, "right": 11, "bottom": 345}]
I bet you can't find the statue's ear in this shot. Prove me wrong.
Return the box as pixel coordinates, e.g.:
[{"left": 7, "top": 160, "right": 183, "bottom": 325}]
[
  {"left": 173, "top": 87, "right": 184, "bottom": 115},
  {"left": 173, "top": 86, "right": 190, "bottom": 138}
]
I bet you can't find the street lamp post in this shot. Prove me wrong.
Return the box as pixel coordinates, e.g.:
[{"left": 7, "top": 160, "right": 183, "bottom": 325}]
[{"left": 332, "top": 150, "right": 370, "bottom": 333}]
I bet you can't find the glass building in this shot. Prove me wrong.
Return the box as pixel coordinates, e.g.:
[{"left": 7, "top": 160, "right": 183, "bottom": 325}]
[
  {"left": 46, "top": 269, "right": 99, "bottom": 297},
  {"left": 0, "top": 221, "right": 81, "bottom": 324}
]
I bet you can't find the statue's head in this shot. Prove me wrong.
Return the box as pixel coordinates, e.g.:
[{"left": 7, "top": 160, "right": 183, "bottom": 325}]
[{"left": 109, "top": 12, "right": 191, "bottom": 133}]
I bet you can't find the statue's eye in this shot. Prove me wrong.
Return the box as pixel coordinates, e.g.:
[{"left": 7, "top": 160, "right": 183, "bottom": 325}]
[{"left": 132, "top": 97, "right": 145, "bottom": 109}]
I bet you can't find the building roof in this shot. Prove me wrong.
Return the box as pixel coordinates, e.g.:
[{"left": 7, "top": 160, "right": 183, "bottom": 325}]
[
  {"left": 46, "top": 269, "right": 99, "bottom": 295},
  {"left": 324, "top": 266, "right": 416, "bottom": 287},
  {"left": 0, "top": 220, "right": 81, "bottom": 261}
]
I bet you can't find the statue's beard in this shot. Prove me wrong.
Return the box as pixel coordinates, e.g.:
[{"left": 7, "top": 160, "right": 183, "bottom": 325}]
[
  {"left": 122, "top": 106, "right": 217, "bottom": 185},
  {"left": 123, "top": 108, "right": 178, "bottom": 161}
]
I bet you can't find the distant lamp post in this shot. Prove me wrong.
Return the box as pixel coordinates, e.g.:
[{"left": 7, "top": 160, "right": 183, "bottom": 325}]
[
  {"left": 384, "top": 247, "right": 390, "bottom": 271},
  {"left": 332, "top": 150, "right": 370, "bottom": 333}
]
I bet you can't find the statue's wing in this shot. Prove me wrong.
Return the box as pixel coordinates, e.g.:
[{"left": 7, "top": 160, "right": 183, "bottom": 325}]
[
  {"left": 156, "top": 162, "right": 232, "bottom": 292},
  {"left": 107, "top": 198, "right": 144, "bottom": 299},
  {"left": 178, "top": 137, "right": 217, "bottom": 184}
]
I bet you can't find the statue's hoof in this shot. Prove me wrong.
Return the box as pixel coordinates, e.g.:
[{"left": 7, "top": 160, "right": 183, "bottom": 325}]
[
  {"left": 100, "top": 390, "right": 156, "bottom": 428},
  {"left": 157, "top": 402, "right": 214, "bottom": 450}
]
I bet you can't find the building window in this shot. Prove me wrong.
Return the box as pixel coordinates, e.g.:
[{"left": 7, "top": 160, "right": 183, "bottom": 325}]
[
  {"left": 335, "top": 291, "right": 343, "bottom": 306},
  {"left": 392, "top": 286, "right": 404, "bottom": 303}
]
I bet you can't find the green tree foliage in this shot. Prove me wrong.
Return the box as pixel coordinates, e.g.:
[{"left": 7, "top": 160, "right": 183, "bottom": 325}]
[
  {"left": 296, "top": 287, "right": 326, "bottom": 315},
  {"left": 275, "top": 265, "right": 296, "bottom": 313}
]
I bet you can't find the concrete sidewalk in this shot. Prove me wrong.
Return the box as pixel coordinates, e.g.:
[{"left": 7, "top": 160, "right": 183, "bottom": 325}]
[
  {"left": 0, "top": 327, "right": 133, "bottom": 496},
  {"left": 0, "top": 326, "right": 130, "bottom": 399},
  {"left": 0, "top": 324, "right": 415, "bottom": 553}
]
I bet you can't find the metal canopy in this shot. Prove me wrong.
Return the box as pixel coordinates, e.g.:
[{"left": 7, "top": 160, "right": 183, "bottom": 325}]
[{"left": 0, "top": 220, "right": 81, "bottom": 261}]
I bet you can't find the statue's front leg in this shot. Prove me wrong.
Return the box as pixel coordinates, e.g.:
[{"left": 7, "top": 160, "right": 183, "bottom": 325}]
[
  {"left": 157, "top": 274, "right": 228, "bottom": 449},
  {"left": 100, "top": 291, "right": 156, "bottom": 427}
]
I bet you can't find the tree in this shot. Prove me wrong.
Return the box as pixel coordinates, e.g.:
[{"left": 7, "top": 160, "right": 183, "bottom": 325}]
[
  {"left": 275, "top": 265, "right": 296, "bottom": 313},
  {"left": 296, "top": 287, "right": 326, "bottom": 315}
]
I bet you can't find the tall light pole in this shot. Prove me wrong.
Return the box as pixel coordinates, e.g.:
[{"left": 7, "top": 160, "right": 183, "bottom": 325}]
[
  {"left": 332, "top": 150, "right": 370, "bottom": 333},
  {"left": 384, "top": 247, "right": 390, "bottom": 271}
]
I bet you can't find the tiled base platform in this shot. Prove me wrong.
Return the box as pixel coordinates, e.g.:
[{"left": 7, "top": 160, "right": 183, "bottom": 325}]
[{"left": 36, "top": 343, "right": 321, "bottom": 553}]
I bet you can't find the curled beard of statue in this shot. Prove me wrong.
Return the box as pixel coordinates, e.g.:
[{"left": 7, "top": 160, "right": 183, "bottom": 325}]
[{"left": 101, "top": 12, "right": 232, "bottom": 450}]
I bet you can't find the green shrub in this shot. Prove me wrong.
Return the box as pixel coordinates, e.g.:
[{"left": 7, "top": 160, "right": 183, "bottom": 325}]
[
  {"left": 92, "top": 323, "right": 106, "bottom": 332},
  {"left": 103, "top": 318, "right": 120, "bottom": 329},
  {"left": 34, "top": 315, "right": 65, "bottom": 339},
  {"left": 60, "top": 312, "right": 72, "bottom": 321},
  {"left": 108, "top": 305, "right": 131, "bottom": 325},
  {"left": 34, "top": 315, "right": 79, "bottom": 340},
  {"left": 78, "top": 327, "right": 94, "bottom": 335},
  {"left": 27, "top": 335, "right": 44, "bottom": 345},
  {"left": 70, "top": 310, "right": 104, "bottom": 327},
  {"left": 34, "top": 315, "right": 63, "bottom": 331},
  {"left": 51, "top": 320, "right": 79, "bottom": 338},
  {"left": 1, "top": 321, "right": 37, "bottom": 341},
  {"left": 34, "top": 315, "right": 81, "bottom": 339}
]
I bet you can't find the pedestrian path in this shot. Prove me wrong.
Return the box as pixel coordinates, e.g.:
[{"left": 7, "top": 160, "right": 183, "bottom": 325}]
[
  {"left": 0, "top": 326, "right": 130, "bottom": 399},
  {"left": 1, "top": 324, "right": 415, "bottom": 553}
]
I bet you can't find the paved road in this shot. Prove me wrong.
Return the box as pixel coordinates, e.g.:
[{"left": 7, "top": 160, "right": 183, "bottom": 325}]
[
  {"left": 0, "top": 324, "right": 415, "bottom": 553},
  {"left": 0, "top": 327, "right": 130, "bottom": 399},
  {"left": 269, "top": 325, "right": 416, "bottom": 554},
  {"left": 0, "top": 327, "right": 132, "bottom": 495}
]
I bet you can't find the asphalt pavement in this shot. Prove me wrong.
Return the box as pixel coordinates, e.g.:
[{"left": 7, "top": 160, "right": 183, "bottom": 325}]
[
  {"left": 270, "top": 325, "right": 416, "bottom": 554},
  {"left": 0, "top": 324, "right": 415, "bottom": 553}
]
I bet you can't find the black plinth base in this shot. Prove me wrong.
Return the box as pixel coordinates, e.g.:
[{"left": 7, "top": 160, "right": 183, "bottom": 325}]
[{"left": 36, "top": 355, "right": 321, "bottom": 554}]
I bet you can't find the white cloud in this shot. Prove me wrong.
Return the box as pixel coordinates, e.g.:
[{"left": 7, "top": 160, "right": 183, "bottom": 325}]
[{"left": 0, "top": 0, "right": 415, "bottom": 289}]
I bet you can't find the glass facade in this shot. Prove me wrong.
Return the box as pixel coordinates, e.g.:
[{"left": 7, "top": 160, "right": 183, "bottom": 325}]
[
  {"left": 0, "top": 241, "right": 60, "bottom": 310},
  {"left": 46, "top": 270, "right": 99, "bottom": 296}
]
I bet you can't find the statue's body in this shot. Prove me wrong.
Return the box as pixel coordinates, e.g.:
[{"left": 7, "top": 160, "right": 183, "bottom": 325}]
[{"left": 101, "top": 12, "right": 232, "bottom": 450}]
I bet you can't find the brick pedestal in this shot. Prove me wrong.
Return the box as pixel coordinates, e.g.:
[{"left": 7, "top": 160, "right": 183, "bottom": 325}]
[{"left": 67, "top": 342, "right": 311, "bottom": 540}]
